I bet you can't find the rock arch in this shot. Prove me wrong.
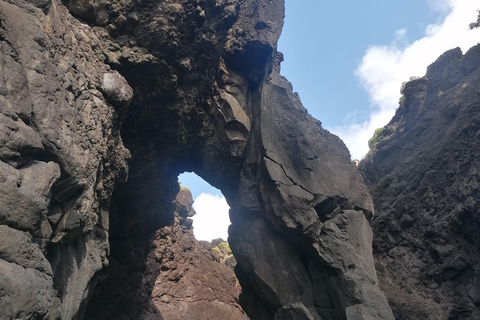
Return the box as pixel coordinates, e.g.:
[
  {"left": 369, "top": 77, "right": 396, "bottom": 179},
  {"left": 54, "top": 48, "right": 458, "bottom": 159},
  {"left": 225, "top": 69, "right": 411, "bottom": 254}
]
[
  {"left": 83, "top": 1, "right": 393, "bottom": 318},
  {"left": 0, "top": 0, "right": 393, "bottom": 319}
]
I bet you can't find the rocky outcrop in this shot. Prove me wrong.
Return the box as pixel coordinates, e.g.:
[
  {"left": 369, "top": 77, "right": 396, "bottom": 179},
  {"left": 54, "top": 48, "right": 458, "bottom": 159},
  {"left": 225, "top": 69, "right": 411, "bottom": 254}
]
[
  {"left": 0, "top": 0, "right": 130, "bottom": 318},
  {"left": 139, "top": 187, "right": 244, "bottom": 320},
  {"left": 360, "top": 45, "right": 480, "bottom": 319},
  {"left": 0, "top": 0, "right": 392, "bottom": 319}
]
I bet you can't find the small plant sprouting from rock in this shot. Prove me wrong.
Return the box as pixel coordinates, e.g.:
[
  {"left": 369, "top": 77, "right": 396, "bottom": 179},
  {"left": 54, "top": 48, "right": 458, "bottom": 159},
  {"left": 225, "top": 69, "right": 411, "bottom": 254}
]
[
  {"left": 399, "top": 81, "right": 408, "bottom": 105},
  {"left": 368, "top": 127, "right": 385, "bottom": 151},
  {"left": 399, "top": 76, "right": 421, "bottom": 106},
  {"left": 178, "top": 182, "right": 190, "bottom": 193},
  {"left": 212, "top": 242, "right": 234, "bottom": 266},
  {"left": 94, "top": 49, "right": 104, "bottom": 61},
  {"left": 213, "top": 242, "right": 232, "bottom": 256}
]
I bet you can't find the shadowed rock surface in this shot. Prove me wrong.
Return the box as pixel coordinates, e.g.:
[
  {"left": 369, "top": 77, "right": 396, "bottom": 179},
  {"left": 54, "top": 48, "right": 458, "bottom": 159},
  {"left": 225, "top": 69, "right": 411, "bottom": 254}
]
[
  {"left": 360, "top": 45, "right": 480, "bottom": 320},
  {"left": 0, "top": 0, "right": 393, "bottom": 319}
]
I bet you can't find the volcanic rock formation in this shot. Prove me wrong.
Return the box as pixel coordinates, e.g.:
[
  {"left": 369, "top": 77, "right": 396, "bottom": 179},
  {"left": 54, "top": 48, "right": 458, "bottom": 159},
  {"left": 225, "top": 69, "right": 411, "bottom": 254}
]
[
  {"left": 139, "top": 187, "right": 244, "bottom": 320},
  {"left": 0, "top": 0, "right": 393, "bottom": 319},
  {"left": 360, "top": 45, "right": 480, "bottom": 320}
]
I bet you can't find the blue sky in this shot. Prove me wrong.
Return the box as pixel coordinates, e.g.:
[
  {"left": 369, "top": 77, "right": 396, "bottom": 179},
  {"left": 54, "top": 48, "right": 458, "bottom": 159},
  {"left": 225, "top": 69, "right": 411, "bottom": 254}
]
[
  {"left": 278, "top": 0, "right": 439, "bottom": 129},
  {"left": 182, "top": 0, "right": 480, "bottom": 241}
]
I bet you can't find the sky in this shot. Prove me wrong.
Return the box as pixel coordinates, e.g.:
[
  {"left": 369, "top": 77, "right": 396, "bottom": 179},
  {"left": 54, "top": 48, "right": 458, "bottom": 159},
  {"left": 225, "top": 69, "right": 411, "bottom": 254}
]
[{"left": 181, "top": 0, "right": 480, "bottom": 241}]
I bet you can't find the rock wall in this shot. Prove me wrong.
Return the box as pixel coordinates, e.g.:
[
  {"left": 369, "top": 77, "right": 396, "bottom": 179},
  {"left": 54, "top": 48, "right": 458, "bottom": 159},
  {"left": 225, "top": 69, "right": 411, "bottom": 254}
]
[
  {"left": 0, "top": 0, "right": 393, "bottom": 319},
  {"left": 0, "top": 0, "right": 130, "bottom": 318},
  {"left": 360, "top": 45, "right": 480, "bottom": 319}
]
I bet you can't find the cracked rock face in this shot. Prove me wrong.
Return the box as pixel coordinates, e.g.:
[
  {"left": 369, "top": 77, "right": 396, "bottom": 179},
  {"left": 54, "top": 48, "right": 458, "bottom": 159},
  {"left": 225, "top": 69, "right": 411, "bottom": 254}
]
[
  {"left": 360, "top": 45, "right": 480, "bottom": 320},
  {"left": 0, "top": 0, "right": 392, "bottom": 319},
  {"left": 228, "top": 71, "right": 391, "bottom": 320}
]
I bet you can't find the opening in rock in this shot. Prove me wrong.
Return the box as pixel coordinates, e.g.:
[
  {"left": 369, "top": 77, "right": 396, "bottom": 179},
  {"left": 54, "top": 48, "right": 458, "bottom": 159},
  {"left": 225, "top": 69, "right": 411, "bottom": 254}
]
[{"left": 178, "top": 172, "right": 231, "bottom": 241}]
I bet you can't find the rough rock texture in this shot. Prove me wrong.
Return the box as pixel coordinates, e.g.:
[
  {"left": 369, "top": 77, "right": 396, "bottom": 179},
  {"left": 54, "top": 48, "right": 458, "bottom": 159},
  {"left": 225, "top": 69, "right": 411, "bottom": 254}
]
[
  {"left": 139, "top": 187, "right": 245, "bottom": 320},
  {"left": 227, "top": 72, "right": 392, "bottom": 320},
  {"left": 360, "top": 45, "right": 480, "bottom": 320},
  {"left": 0, "top": 0, "right": 393, "bottom": 319},
  {"left": 0, "top": 0, "right": 130, "bottom": 318}
]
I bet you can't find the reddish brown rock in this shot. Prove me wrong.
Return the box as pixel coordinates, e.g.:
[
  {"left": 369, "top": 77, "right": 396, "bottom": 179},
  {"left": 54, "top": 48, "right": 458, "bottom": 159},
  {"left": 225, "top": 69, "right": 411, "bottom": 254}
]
[{"left": 140, "top": 187, "right": 245, "bottom": 320}]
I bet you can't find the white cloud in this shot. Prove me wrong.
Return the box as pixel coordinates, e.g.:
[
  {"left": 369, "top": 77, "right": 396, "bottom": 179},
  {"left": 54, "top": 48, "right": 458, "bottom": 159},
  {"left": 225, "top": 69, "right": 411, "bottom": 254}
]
[
  {"left": 329, "top": 0, "right": 480, "bottom": 160},
  {"left": 191, "top": 193, "right": 231, "bottom": 242}
]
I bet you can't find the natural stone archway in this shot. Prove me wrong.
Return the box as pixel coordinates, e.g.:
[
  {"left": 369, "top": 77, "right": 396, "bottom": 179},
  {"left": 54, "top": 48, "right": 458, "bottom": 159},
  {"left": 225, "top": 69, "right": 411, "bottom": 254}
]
[
  {"left": 82, "top": 0, "right": 394, "bottom": 318},
  {"left": 0, "top": 0, "right": 393, "bottom": 319}
]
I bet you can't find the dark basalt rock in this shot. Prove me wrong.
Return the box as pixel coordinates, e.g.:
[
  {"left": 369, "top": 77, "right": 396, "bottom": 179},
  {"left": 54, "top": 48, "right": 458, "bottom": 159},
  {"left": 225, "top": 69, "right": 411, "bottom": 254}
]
[
  {"left": 360, "top": 44, "right": 480, "bottom": 320},
  {"left": 0, "top": 1, "right": 129, "bottom": 318},
  {"left": 0, "top": 0, "right": 392, "bottom": 319}
]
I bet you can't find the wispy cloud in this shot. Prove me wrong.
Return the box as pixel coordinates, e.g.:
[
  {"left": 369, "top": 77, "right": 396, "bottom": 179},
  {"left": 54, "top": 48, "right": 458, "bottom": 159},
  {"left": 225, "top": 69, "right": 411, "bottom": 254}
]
[
  {"left": 191, "top": 193, "right": 230, "bottom": 241},
  {"left": 328, "top": 0, "right": 480, "bottom": 160}
]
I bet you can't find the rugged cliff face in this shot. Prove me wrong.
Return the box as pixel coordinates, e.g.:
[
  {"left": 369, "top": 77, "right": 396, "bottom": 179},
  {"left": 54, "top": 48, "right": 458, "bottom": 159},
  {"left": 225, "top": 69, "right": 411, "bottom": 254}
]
[
  {"left": 0, "top": 0, "right": 393, "bottom": 319},
  {"left": 0, "top": 1, "right": 130, "bottom": 318},
  {"left": 360, "top": 45, "right": 480, "bottom": 320}
]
